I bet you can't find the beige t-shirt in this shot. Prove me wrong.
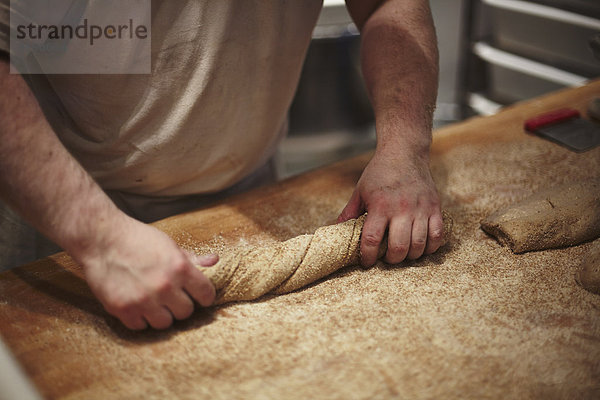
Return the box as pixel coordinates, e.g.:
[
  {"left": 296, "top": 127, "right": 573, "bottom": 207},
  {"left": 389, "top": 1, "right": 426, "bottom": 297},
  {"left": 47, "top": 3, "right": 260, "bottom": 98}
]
[{"left": 0, "top": 0, "right": 322, "bottom": 197}]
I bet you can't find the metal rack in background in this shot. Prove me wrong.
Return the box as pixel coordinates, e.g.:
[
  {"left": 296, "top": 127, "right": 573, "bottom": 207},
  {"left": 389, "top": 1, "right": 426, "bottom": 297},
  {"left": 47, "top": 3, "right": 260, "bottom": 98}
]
[{"left": 459, "top": 0, "right": 600, "bottom": 117}]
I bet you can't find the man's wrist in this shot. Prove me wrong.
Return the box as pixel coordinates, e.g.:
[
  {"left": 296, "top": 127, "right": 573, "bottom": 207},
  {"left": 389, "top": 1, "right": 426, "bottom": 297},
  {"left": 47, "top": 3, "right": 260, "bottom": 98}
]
[
  {"left": 374, "top": 126, "right": 432, "bottom": 162},
  {"left": 61, "top": 200, "right": 129, "bottom": 263}
]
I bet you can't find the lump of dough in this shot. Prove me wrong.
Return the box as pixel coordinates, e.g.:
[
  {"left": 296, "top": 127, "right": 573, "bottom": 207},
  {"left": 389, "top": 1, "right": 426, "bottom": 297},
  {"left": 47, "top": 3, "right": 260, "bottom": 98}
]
[
  {"left": 272, "top": 215, "right": 363, "bottom": 294},
  {"left": 481, "top": 180, "right": 600, "bottom": 253},
  {"left": 202, "top": 235, "right": 312, "bottom": 304},
  {"left": 199, "top": 212, "right": 453, "bottom": 305},
  {"left": 576, "top": 241, "right": 600, "bottom": 295}
]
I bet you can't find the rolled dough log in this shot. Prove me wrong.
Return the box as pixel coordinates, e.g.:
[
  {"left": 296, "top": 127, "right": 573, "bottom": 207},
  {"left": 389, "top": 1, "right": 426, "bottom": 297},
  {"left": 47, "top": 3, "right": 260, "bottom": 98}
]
[
  {"left": 198, "top": 212, "right": 453, "bottom": 305},
  {"left": 576, "top": 241, "right": 600, "bottom": 295},
  {"left": 480, "top": 180, "right": 600, "bottom": 253}
]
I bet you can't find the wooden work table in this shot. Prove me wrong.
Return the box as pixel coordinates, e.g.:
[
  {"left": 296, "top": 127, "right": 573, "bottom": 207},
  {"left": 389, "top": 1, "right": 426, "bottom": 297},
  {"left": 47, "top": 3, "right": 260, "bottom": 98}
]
[{"left": 1, "top": 82, "right": 599, "bottom": 399}]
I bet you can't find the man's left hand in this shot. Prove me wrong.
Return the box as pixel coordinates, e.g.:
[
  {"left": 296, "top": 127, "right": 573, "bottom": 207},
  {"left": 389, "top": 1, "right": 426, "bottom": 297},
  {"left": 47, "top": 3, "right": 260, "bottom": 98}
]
[{"left": 337, "top": 149, "right": 445, "bottom": 267}]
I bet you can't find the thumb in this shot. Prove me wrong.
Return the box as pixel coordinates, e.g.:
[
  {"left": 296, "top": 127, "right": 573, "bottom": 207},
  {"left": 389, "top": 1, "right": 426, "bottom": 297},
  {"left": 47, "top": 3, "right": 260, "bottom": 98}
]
[
  {"left": 337, "top": 189, "right": 364, "bottom": 223},
  {"left": 187, "top": 252, "right": 219, "bottom": 267}
]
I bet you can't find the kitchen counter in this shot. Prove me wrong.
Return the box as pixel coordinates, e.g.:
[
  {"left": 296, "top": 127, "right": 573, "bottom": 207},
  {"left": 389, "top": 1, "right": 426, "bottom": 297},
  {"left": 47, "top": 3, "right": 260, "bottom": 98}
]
[{"left": 1, "top": 82, "right": 599, "bottom": 399}]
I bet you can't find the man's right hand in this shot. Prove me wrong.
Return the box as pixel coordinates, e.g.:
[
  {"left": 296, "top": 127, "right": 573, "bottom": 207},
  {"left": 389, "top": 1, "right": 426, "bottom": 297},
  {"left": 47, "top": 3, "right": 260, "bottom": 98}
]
[
  {"left": 79, "top": 217, "right": 218, "bottom": 330},
  {"left": 75, "top": 215, "right": 217, "bottom": 330},
  {"left": 0, "top": 59, "right": 216, "bottom": 330}
]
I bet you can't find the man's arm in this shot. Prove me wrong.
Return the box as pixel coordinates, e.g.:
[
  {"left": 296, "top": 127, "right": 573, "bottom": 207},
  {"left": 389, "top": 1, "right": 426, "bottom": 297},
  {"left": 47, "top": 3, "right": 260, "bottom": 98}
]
[
  {"left": 340, "top": 0, "right": 444, "bottom": 266},
  {"left": 0, "top": 59, "right": 216, "bottom": 329}
]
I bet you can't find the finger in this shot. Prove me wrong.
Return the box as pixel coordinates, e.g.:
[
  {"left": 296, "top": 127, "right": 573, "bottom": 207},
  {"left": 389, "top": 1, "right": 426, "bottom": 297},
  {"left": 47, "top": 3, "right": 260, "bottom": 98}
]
[
  {"left": 197, "top": 254, "right": 219, "bottom": 266},
  {"left": 100, "top": 290, "right": 149, "bottom": 330},
  {"left": 116, "top": 308, "right": 148, "bottom": 330},
  {"left": 424, "top": 212, "right": 445, "bottom": 255},
  {"left": 162, "top": 289, "right": 195, "bottom": 320},
  {"left": 187, "top": 252, "right": 219, "bottom": 267},
  {"left": 337, "top": 190, "right": 364, "bottom": 223},
  {"left": 142, "top": 304, "right": 174, "bottom": 330},
  {"left": 407, "top": 215, "right": 428, "bottom": 260},
  {"left": 385, "top": 216, "right": 411, "bottom": 264},
  {"left": 184, "top": 267, "right": 216, "bottom": 307},
  {"left": 360, "top": 213, "right": 388, "bottom": 267}
]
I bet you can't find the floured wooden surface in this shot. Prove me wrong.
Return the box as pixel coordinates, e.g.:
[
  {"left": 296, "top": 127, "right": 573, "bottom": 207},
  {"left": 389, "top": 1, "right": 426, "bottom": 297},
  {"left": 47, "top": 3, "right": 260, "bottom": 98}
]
[{"left": 1, "top": 83, "right": 600, "bottom": 399}]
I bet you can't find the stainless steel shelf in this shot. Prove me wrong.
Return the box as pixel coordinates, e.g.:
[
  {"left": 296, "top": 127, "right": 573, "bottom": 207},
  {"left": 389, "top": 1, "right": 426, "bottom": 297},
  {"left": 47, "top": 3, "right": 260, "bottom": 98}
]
[
  {"left": 483, "top": 0, "right": 600, "bottom": 76},
  {"left": 460, "top": 0, "right": 600, "bottom": 116}
]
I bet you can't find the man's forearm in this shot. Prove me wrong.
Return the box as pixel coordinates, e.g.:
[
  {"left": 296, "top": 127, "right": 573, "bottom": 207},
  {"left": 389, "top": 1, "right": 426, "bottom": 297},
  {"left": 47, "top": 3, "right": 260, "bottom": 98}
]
[
  {"left": 0, "top": 60, "right": 217, "bottom": 330},
  {"left": 358, "top": 0, "right": 438, "bottom": 156},
  {"left": 339, "top": 0, "right": 444, "bottom": 266},
  {"left": 0, "top": 59, "right": 122, "bottom": 257}
]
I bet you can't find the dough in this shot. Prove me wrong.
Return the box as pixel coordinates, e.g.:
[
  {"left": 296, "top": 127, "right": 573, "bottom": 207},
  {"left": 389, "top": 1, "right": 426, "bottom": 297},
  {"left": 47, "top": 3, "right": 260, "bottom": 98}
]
[
  {"left": 198, "top": 212, "right": 453, "bottom": 305},
  {"left": 481, "top": 180, "right": 600, "bottom": 253},
  {"left": 576, "top": 241, "right": 600, "bottom": 295}
]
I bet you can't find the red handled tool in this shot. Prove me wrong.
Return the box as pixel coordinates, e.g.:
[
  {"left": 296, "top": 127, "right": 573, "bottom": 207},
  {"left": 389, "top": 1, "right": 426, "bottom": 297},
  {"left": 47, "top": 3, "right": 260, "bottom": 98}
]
[{"left": 524, "top": 107, "right": 600, "bottom": 152}]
